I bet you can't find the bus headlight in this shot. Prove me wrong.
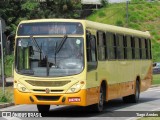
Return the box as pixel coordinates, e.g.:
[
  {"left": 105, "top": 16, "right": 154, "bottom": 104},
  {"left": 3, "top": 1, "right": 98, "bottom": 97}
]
[
  {"left": 66, "top": 81, "right": 84, "bottom": 93},
  {"left": 17, "top": 83, "right": 30, "bottom": 92}
]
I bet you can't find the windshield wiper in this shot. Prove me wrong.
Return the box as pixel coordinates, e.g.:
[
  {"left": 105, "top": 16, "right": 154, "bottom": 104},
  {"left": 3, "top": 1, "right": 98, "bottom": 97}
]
[
  {"left": 30, "top": 36, "right": 45, "bottom": 58},
  {"left": 30, "top": 36, "right": 49, "bottom": 76},
  {"left": 55, "top": 35, "right": 68, "bottom": 54},
  {"left": 54, "top": 35, "right": 68, "bottom": 66}
]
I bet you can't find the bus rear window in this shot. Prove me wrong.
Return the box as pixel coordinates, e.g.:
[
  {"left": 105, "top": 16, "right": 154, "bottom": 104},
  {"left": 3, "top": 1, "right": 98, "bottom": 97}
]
[{"left": 17, "top": 22, "right": 83, "bottom": 35}]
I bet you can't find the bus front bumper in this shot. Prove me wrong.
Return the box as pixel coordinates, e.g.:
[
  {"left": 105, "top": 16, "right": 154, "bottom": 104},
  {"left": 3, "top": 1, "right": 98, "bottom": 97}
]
[{"left": 14, "top": 89, "right": 87, "bottom": 106}]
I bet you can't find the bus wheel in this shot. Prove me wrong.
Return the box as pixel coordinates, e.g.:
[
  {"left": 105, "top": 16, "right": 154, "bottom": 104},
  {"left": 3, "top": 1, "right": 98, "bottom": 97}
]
[
  {"left": 123, "top": 81, "right": 140, "bottom": 103},
  {"left": 92, "top": 86, "right": 104, "bottom": 112},
  {"left": 37, "top": 105, "right": 50, "bottom": 113}
]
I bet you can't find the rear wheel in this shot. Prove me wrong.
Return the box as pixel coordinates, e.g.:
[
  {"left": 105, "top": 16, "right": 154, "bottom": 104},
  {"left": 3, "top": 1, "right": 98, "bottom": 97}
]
[
  {"left": 37, "top": 105, "right": 50, "bottom": 113},
  {"left": 123, "top": 81, "right": 140, "bottom": 103}
]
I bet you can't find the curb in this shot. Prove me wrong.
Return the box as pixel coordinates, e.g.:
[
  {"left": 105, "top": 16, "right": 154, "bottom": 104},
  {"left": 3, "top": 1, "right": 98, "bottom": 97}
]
[{"left": 0, "top": 103, "right": 14, "bottom": 109}]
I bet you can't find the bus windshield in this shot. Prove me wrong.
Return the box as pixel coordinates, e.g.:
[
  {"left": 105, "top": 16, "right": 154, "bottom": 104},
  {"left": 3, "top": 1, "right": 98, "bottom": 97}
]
[{"left": 16, "top": 37, "right": 84, "bottom": 77}]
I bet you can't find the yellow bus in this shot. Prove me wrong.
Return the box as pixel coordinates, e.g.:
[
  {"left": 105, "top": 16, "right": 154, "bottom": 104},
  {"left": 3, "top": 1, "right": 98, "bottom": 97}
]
[{"left": 14, "top": 19, "right": 152, "bottom": 112}]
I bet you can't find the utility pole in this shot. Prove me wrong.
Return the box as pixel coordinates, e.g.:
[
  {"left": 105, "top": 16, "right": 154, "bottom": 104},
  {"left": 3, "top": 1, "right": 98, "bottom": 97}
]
[
  {"left": 0, "top": 20, "right": 5, "bottom": 95},
  {"left": 126, "top": 0, "right": 129, "bottom": 27}
]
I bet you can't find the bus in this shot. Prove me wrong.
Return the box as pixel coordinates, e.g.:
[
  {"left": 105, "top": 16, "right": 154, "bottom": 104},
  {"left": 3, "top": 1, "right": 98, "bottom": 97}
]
[{"left": 14, "top": 19, "right": 152, "bottom": 112}]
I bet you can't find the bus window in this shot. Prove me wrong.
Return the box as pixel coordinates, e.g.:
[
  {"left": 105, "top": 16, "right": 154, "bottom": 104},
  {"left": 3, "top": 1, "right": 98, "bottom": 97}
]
[
  {"left": 135, "top": 37, "right": 140, "bottom": 59},
  {"left": 123, "top": 36, "right": 127, "bottom": 59},
  {"left": 147, "top": 39, "right": 151, "bottom": 59},
  {"left": 145, "top": 39, "right": 148, "bottom": 59},
  {"left": 131, "top": 37, "right": 135, "bottom": 59},
  {"left": 126, "top": 36, "right": 132, "bottom": 59},
  {"left": 86, "top": 31, "right": 97, "bottom": 71},
  {"left": 139, "top": 38, "right": 142, "bottom": 59},
  {"left": 107, "top": 32, "right": 116, "bottom": 59},
  {"left": 141, "top": 38, "right": 146, "bottom": 59},
  {"left": 116, "top": 34, "right": 124, "bottom": 59},
  {"left": 97, "top": 31, "right": 106, "bottom": 61},
  {"left": 148, "top": 39, "right": 152, "bottom": 59}
]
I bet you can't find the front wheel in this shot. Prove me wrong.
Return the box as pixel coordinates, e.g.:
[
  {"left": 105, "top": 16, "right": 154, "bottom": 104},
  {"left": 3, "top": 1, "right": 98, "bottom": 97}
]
[
  {"left": 91, "top": 86, "right": 105, "bottom": 112},
  {"left": 37, "top": 105, "right": 50, "bottom": 113}
]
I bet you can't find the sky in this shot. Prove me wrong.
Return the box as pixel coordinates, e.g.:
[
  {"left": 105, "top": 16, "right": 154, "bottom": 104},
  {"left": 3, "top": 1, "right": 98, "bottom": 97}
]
[{"left": 81, "top": 0, "right": 128, "bottom": 4}]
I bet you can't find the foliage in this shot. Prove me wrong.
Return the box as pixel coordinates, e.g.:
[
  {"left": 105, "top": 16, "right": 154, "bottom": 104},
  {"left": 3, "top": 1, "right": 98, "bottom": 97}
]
[
  {"left": 4, "top": 54, "right": 14, "bottom": 77},
  {"left": 0, "top": 95, "right": 8, "bottom": 102},
  {"left": 98, "top": 11, "right": 106, "bottom": 17},
  {"left": 116, "top": 20, "right": 124, "bottom": 27},
  {"left": 101, "top": 0, "right": 109, "bottom": 7},
  {"left": 0, "top": 86, "right": 13, "bottom": 103}
]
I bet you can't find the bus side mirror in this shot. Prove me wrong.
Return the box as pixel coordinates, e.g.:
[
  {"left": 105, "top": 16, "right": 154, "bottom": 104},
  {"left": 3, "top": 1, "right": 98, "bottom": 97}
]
[{"left": 6, "top": 34, "right": 15, "bottom": 55}]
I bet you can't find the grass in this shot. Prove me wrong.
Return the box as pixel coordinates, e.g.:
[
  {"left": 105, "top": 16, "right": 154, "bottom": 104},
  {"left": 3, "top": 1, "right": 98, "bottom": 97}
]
[
  {"left": 152, "top": 74, "right": 160, "bottom": 85},
  {"left": 0, "top": 86, "right": 14, "bottom": 103}
]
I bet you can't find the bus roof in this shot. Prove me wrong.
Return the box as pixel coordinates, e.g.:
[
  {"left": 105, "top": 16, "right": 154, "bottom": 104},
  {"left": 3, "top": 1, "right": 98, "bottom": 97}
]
[{"left": 19, "top": 19, "right": 150, "bottom": 38}]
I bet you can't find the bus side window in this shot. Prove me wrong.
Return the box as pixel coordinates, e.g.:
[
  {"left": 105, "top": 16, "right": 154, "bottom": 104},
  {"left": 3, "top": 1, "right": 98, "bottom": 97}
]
[
  {"left": 107, "top": 32, "right": 116, "bottom": 59},
  {"left": 147, "top": 39, "right": 152, "bottom": 59},
  {"left": 135, "top": 37, "right": 140, "bottom": 59},
  {"left": 141, "top": 38, "right": 146, "bottom": 59},
  {"left": 126, "top": 36, "right": 132, "bottom": 59},
  {"left": 139, "top": 38, "right": 142, "bottom": 59},
  {"left": 145, "top": 39, "right": 149, "bottom": 59},
  {"left": 97, "top": 31, "right": 106, "bottom": 61},
  {"left": 86, "top": 31, "right": 97, "bottom": 71},
  {"left": 116, "top": 34, "right": 124, "bottom": 59},
  {"left": 123, "top": 36, "right": 127, "bottom": 59},
  {"left": 131, "top": 37, "right": 135, "bottom": 59}
]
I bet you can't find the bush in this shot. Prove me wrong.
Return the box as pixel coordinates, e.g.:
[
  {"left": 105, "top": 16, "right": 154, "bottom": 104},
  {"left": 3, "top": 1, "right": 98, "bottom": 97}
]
[
  {"left": 154, "top": 35, "right": 160, "bottom": 41},
  {"left": 0, "top": 95, "right": 8, "bottom": 102},
  {"left": 145, "top": 3, "right": 153, "bottom": 8},
  {"left": 5, "top": 54, "right": 14, "bottom": 77},
  {"left": 116, "top": 20, "right": 124, "bottom": 27},
  {"left": 128, "top": 22, "right": 140, "bottom": 30},
  {"left": 98, "top": 11, "right": 106, "bottom": 17},
  {"left": 129, "top": 15, "right": 139, "bottom": 22}
]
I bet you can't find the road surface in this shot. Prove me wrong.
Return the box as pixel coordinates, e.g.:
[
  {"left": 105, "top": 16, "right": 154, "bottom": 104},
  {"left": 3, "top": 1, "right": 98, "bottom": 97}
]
[{"left": 0, "top": 86, "right": 160, "bottom": 120}]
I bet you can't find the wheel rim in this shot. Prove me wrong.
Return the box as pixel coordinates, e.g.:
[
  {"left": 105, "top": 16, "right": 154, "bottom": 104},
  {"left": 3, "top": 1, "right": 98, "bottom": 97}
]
[
  {"left": 135, "top": 83, "right": 140, "bottom": 101},
  {"left": 98, "top": 88, "right": 103, "bottom": 111}
]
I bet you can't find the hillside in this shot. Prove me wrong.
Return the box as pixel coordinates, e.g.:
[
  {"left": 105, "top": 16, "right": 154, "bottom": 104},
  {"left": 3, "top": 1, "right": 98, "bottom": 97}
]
[{"left": 87, "top": 1, "right": 160, "bottom": 62}]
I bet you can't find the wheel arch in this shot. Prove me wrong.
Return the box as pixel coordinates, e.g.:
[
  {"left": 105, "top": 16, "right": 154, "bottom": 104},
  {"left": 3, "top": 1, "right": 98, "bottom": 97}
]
[
  {"left": 136, "top": 76, "right": 141, "bottom": 90},
  {"left": 100, "top": 80, "right": 108, "bottom": 102}
]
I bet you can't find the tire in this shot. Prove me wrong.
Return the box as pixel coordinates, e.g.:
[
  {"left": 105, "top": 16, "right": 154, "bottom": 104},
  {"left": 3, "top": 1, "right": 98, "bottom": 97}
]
[
  {"left": 37, "top": 105, "right": 50, "bottom": 113},
  {"left": 123, "top": 81, "right": 140, "bottom": 103},
  {"left": 92, "top": 86, "right": 105, "bottom": 112}
]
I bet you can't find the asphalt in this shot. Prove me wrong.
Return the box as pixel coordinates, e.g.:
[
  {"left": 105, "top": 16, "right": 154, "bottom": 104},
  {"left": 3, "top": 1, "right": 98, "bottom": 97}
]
[{"left": 0, "top": 77, "right": 159, "bottom": 109}]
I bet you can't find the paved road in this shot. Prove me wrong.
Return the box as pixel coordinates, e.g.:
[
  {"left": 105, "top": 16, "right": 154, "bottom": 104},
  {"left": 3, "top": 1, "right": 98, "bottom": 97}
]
[{"left": 0, "top": 86, "right": 160, "bottom": 120}]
